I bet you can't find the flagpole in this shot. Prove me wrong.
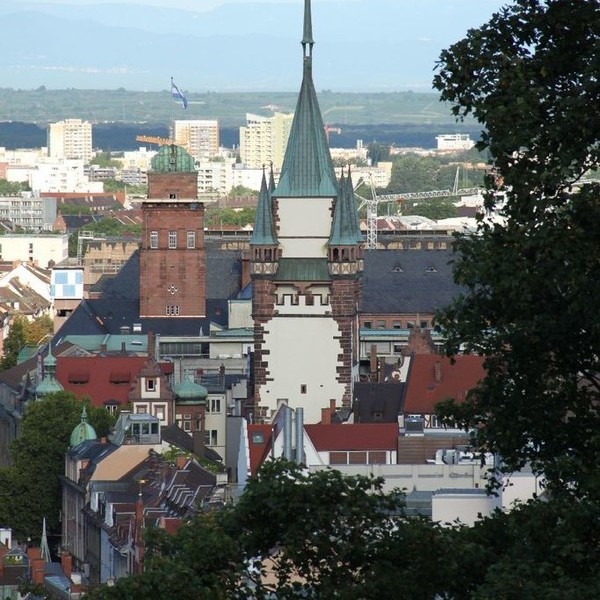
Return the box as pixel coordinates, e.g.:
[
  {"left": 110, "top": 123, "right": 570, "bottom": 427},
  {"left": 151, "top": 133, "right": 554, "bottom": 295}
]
[{"left": 170, "top": 76, "right": 175, "bottom": 143}]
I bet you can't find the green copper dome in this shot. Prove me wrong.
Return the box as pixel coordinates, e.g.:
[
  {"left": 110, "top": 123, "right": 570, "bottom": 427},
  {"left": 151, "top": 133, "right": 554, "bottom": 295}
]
[
  {"left": 70, "top": 405, "right": 97, "bottom": 447},
  {"left": 173, "top": 379, "right": 208, "bottom": 401},
  {"left": 36, "top": 375, "right": 64, "bottom": 398},
  {"left": 150, "top": 144, "right": 196, "bottom": 173}
]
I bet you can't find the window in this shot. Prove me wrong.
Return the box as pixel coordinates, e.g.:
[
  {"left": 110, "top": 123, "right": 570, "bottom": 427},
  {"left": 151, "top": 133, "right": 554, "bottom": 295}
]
[
  {"left": 363, "top": 321, "right": 372, "bottom": 329},
  {"left": 206, "top": 430, "right": 218, "bottom": 446},
  {"left": 210, "top": 398, "right": 221, "bottom": 413},
  {"left": 300, "top": 384, "right": 307, "bottom": 394},
  {"left": 183, "top": 420, "right": 191, "bottom": 432},
  {"left": 392, "top": 321, "right": 402, "bottom": 329},
  {"left": 376, "top": 320, "right": 386, "bottom": 329},
  {"left": 150, "top": 231, "right": 158, "bottom": 249},
  {"left": 187, "top": 231, "right": 196, "bottom": 249},
  {"left": 155, "top": 406, "right": 165, "bottom": 420},
  {"left": 420, "top": 320, "right": 428, "bottom": 329},
  {"left": 168, "top": 230, "right": 177, "bottom": 249},
  {"left": 252, "top": 432, "right": 264, "bottom": 444},
  {"left": 145, "top": 379, "right": 156, "bottom": 392}
]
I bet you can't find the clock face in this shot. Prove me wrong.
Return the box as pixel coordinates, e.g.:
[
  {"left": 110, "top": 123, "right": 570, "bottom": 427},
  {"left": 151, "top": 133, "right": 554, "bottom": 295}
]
[{"left": 167, "top": 284, "right": 179, "bottom": 295}]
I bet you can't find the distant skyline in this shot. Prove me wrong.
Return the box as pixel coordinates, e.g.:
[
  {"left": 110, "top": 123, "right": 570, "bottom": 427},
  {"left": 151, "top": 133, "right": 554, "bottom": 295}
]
[{"left": 0, "top": 0, "right": 510, "bottom": 92}]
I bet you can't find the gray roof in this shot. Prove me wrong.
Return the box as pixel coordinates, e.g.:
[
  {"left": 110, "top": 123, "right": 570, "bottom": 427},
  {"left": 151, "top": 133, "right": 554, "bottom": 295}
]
[{"left": 360, "top": 249, "right": 462, "bottom": 314}]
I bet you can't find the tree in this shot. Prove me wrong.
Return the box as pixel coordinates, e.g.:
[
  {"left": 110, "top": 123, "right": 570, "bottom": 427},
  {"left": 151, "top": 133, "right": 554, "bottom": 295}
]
[
  {"left": 432, "top": 0, "right": 600, "bottom": 498},
  {"left": 0, "top": 315, "right": 27, "bottom": 370},
  {"left": 367, "top": 142, "right": 390, "bottom": 165},
  {"left": 0, "top": 393, "right": 116, "bottom": 544},
  {"left": 24, "top": 314, "right": 54, "bottom": 346},
  {"left": 90, "top": 152, "right": 121, "bottom": 168}
]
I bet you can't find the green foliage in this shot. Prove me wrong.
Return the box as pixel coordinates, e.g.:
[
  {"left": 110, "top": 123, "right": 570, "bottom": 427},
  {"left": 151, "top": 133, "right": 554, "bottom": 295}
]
[
  {"left": 0, "top": 179, "right": 30, "bottom": 195},
  {"left": 204, "top": 206, "right": 256, "bottom": 228},
  {"left": 0, "top": 393, "right": 116, "bottom": 543},
  {"left": 402, "top": 198, "right": 458, "bottom": 220},
  {"left": 367, "top": 142, "right": 391, "bottom": 164},
  {"left": 24, "top": 314, "right": 54, "bottom": 346},
  {"left": 433, "top": 0, "right": 600, "bottom": 499},
  {"left": 228, "top": 185, "right": 257, "bottom": 198},
  {"left": 0, "top": 315, "right": 27, "bottom": 370},
  {"left": 82, "top": 218, "right": 142, "bottom": 238},
  {"left": 58, "top": 204, "right": 92, "bottom": 216},
  {"left": 102, "top": 178, "right": 147, "bottom": 196},
  {"left": 90, "top": 152, "right": 121, "bottom": 168}
]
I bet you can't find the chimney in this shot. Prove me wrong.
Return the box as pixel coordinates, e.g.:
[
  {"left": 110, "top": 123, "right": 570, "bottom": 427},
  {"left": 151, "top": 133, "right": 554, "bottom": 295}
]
[
  {"left": 241, "top": 254, "right": 252, "bottom": 289},
  {"left": 100, "top": 343, "right": 107, "bottom": 354},
  {"left": 147, "top": 331, "right": 156, "bottom": 357},
  {"left": 370, "top": 345, "right": 378, "bottom": 381},
  {"left": 434, "top": 361, "right": 442, "bottom": 384},
  {"left": 321, "top": 407, "right": 331, "bottom": 424},
  {"left": 0, "top": 544, "right": 8, "bottom": 578},
  {"left": 61, "top": 551, "right": 73, "bottom": 579},
  {"left": 31, "top": 557, "right": 45, "bottom": 585},
  {"left": 192, "top": 430, "right": 205, "bottom": 457}
]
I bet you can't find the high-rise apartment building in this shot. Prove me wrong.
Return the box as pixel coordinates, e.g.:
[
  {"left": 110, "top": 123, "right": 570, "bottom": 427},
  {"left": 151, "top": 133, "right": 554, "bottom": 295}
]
[
  {"left": 239, "top": 112, "right": 293, "bottom": 170},
  {"left": 47, "top": 119, "right": 93, "bottom": 163},
  {"left": 172, "top": 120, "right": 220, "bottom": 160}
]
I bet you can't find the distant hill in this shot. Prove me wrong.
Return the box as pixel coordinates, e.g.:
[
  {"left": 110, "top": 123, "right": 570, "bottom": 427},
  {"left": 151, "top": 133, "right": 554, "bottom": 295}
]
[{"left": 0, "top": 0, "right": 504, "bottom": 92}]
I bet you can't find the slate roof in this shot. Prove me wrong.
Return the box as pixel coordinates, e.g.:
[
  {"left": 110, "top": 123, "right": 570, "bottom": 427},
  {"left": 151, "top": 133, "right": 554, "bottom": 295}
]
[
  {"left": 360, "top": 249, "right": 463, "bottom": 314},
  {"left": 403, "top": 354, "right": 485, "bottom": 414},
  {"left": 353, "top": 382, "right": 404, "bottom": 423},
  {"left": 305, "top": 423, "right": 398, "bottom": 451}
]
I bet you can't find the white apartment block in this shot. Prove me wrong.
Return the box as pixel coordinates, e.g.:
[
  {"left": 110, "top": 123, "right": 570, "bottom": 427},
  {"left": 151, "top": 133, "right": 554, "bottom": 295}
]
[
  {"left": 239, "top": 112, "right": 293, "bottom": 170},
  {"left": 196, "top": 158, "right": 236, "bottom": 197},
  {"left": 119, "top": 147, "right": 157, "bottom": 171},
  {"left": 0, "top": 233, "right": 68, "bottom": 267},
  {"left": 24, "top": 159, "right": 102, "bottom": 194},
  {"left": 48, "top": 119, "right": 93, "bottom": 162},
  {"left": 0, "top": 192, "right": 57, "bottom": 231},
  {"left": 436, "top": 133, "right": 475, "bottom": 152},
  {"left": 173, "top": 120, "right": 220, "bottom": 160}
]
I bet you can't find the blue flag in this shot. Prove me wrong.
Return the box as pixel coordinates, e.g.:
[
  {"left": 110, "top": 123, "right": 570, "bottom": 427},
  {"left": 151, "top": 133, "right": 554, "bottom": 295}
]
[{"left": 171, "top": 80, "right": 188, "bottom": 109}]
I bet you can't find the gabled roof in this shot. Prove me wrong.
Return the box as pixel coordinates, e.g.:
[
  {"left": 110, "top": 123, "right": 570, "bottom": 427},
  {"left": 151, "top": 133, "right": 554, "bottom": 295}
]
[
  {"left": 305, "top": 423, "right": 398, "bottom": 451},
  {"left": 403, "top": 354, "right": 485, "bottom": 414},
  {"left": 353, "top": 382, "right": 404, "bottom": 423},
  {"left": 274, "top": 0, "right": 337, "bottom": 198},
  {"left": 248, "top": 424, "right": 273, "bottom": 475},
  {"left": 360, "top": 249, "right": 463, "bottom": 314}
]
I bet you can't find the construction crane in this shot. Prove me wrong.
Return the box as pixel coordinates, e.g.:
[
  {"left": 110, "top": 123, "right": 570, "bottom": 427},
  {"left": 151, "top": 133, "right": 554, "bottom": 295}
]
[
  {"left": 324, "top": 124, "right": 341, "bottom": 145},
  {"left": 135, "top": 135, "right": 172, "bottom": 146},
  {"left": 355, "top": 167, "right": 482, "bottom": 250}
]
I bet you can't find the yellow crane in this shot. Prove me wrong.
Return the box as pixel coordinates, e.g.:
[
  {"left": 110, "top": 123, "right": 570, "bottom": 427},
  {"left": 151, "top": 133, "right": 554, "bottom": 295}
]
[{"left": 135, "top": 135, "right": 172, "bottom": 146}]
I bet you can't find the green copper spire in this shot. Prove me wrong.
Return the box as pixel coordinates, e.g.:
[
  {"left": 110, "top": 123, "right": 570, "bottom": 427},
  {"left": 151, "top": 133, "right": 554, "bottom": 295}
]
[
  {"left": 329, "top": 167, "right": 361, "bottom": 246},
  {"left": 345, "top": 167, "right": 363, "bottom": 243},
  {"left": 274, "top": 0, "right": 338, "bottom": 198},
  {"left": 302, "top": 0, "right": 314, "bottom": 53},
  {"left": 251, "top": 170, "right": 278, "bottom": 246}
]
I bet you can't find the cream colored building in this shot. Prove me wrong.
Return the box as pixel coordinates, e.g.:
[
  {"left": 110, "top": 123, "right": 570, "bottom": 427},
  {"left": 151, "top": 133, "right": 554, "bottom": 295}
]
[
  {"left": 239, "top": 112, "right": 293, "bottom": 170},
  {"left": 47, "top": 119, "right": 93, "bottom": 162},
  {"left": 0, "top": 233, "right": 68, "bottom": 267},
  {"left": 173, "top": 120, "right": 220, "bottom": 160}
]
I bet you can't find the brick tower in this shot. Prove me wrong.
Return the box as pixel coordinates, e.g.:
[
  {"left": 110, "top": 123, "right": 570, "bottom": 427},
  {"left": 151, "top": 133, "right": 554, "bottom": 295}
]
[
  {"left": 250, "top": 0, "right": 363, "bottom": 424},
  {"left": 140, "top": 144, "right": 206, "bottom": 317}
]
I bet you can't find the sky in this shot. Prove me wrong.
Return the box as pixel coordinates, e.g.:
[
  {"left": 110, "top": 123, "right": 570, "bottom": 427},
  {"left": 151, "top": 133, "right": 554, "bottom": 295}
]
[{"left": 0, "top": 0, "right": 512, "bottom": 92}]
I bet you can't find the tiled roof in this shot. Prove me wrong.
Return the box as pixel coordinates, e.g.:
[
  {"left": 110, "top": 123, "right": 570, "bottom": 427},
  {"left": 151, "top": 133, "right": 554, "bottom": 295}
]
[
  {"left": 360, "top": 249, "right": 463, "bottom": 314},
  {"left": 403, "top": 354, "right": 485, "bottom": 414},
  {"left": 305, "top": 423, "right": 398, "bottom": 451},
  {"left": 248, "top": 424, "right": 273, "bottom": 475}
]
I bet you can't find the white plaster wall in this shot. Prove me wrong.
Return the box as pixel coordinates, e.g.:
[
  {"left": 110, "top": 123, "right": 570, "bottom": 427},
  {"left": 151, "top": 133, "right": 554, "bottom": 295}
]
[
  {"left": 277, "top": 197, "right": 333, "bottom": 258},
  {"left": 501, "top": 471, "right": 544, "bottom": 509},
  {"left": 228, "top": 299, "right": 253, "bottom": 328},
  {"left": 260, "top": 315, "right": 345, "bottom": 424},
  {"left": 432, "top": 492, "right": 497, "bottom": 526}
]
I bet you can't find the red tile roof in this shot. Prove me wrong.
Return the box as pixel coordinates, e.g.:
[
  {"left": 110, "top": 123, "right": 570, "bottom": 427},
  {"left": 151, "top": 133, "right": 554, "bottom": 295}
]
[
  {"left": 305, "top": 423, "right": 398, "bottom": 451},
  {"left": 248, "top": 424, "right": 273, "bottom": 475},
  {"left": 57, "top": 355, "right": 147, "bottom": 407},
  {"left": 403, "top": 354, "right": 485, "bottom": 414}
]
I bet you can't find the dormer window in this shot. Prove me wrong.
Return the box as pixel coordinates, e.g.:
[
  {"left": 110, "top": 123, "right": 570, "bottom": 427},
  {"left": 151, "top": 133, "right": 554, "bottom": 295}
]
[{"left": 145, "top": 379, "right": 156, "bottom": 392}]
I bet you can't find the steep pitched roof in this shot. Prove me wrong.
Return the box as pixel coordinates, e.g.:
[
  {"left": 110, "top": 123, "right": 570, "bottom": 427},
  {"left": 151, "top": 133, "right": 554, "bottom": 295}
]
[
  {"left": 329, "top": 167, "right": 362, "bottom": 245},
  {"left": 403, "top": 354, "right": 485, "bottom": 414},
  {"left": 248, "top": 424, "right": 273, "bottom": 475},
  {"left": 250, "top": 171, "right": 277, "bottom": 246},
  {"left": 305, "top": 423, "right": 398, "bottom": 451},
  {"left": 274, "top": 0, "right": 337, "bottom": 198}
]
